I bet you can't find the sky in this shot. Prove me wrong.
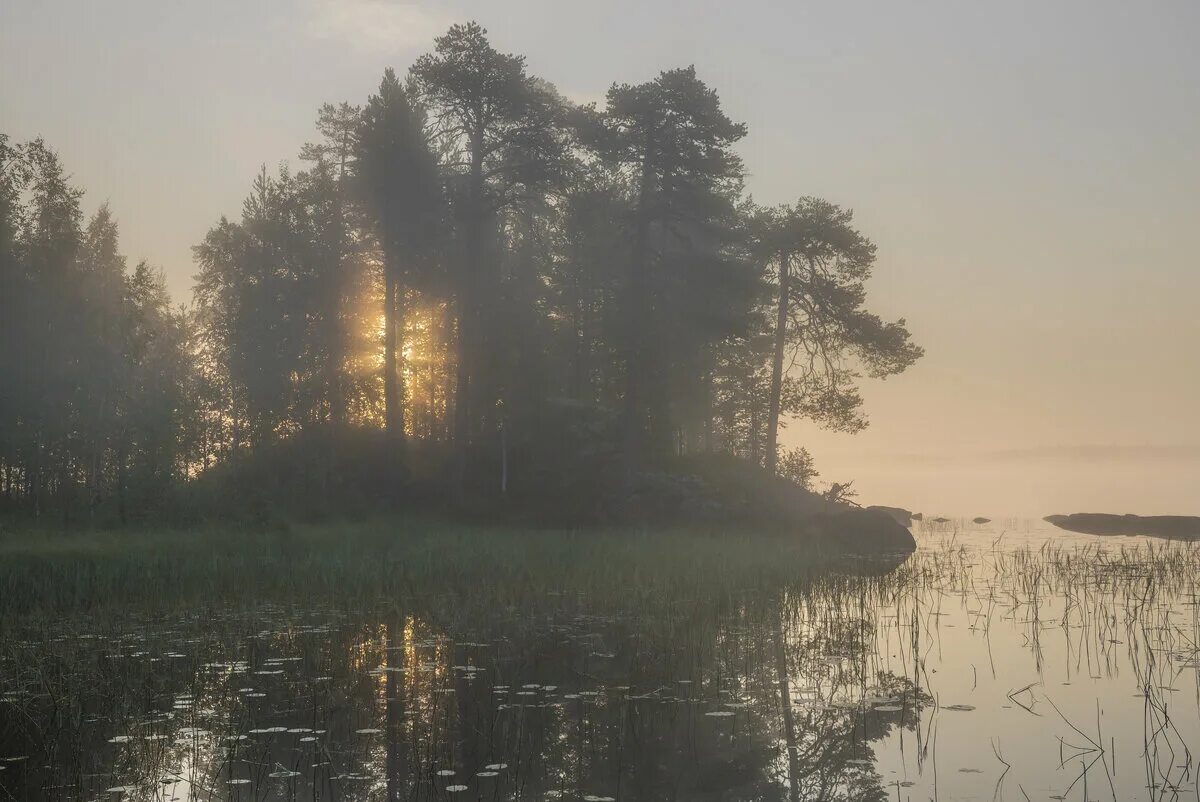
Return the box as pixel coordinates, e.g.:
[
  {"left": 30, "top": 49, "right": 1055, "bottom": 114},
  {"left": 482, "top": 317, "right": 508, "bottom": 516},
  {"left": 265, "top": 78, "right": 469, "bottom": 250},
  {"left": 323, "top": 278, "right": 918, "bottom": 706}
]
[{"left": 3, "top": 0, "right": 1198, "bottom": 517}]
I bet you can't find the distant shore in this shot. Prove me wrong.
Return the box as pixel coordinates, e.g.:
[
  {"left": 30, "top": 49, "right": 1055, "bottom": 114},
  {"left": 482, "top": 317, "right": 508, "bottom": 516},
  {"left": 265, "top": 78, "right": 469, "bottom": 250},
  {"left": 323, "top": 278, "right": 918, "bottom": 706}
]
[{"left": 1045, "top": 513, "right": 1200, "bottom": 540}]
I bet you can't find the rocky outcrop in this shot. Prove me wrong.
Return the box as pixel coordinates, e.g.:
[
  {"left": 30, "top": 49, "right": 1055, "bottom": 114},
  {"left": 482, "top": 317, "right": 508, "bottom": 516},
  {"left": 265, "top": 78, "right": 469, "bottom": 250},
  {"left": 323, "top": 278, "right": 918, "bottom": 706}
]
[
  {"left": 867, "top": 505, "right": 913, "bottom": 527},
  {"left": 1045, "top": 513, "right": 1200, "bottom": 541},
  {"left": 598, "top": 456, "right": 916, "bottom": 555},
  {"left": 814, "top": 507, "right": 917, "bottom": 555}
]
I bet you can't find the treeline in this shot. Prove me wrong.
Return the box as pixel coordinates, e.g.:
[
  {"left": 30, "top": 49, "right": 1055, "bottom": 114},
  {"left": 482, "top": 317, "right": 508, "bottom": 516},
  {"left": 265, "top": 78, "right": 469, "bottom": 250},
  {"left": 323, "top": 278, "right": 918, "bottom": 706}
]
[
  {"left": 0, "top": 23, "right": 921, "bottom": 524},
  {"left": 0, "top": 137, "right": 196, "bottom": 522}
]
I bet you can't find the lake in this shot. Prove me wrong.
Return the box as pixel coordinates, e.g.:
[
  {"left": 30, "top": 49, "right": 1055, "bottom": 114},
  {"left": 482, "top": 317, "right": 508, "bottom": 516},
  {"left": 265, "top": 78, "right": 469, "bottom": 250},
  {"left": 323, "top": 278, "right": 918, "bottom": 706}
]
[{"left": 1, "top": 520, "right": 1197, "bottom": 801}]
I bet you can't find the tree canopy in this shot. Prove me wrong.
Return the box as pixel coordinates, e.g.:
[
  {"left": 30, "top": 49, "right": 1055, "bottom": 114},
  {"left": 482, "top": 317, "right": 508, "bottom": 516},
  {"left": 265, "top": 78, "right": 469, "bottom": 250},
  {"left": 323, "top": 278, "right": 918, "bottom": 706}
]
[{"left": 0, "top": 23, "right": 921, "bottom": 523}]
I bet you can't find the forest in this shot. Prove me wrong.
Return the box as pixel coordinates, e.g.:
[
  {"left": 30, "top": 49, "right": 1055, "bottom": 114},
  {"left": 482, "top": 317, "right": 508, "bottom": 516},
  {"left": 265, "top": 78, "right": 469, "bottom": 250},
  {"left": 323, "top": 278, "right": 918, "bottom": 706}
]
[{"left": 0, "top": 22, "right": 921, "bottom": 527}]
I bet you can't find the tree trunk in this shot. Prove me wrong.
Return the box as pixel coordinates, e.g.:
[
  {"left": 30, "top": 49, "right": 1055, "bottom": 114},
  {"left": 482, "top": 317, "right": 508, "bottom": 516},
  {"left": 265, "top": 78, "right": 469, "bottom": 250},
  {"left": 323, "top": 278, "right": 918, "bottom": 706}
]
[
  {"left": 452, "top": 130, "right": 486, "bottom": 495},
  {"left": 441, "top": 302, "right": 456, "bottom": 442},
  {"left": 775, "top": 605, "right": 802, "bottom": 802},
  {"left": 384, "top": 266, "right": 399, "bottom": 439},
  {"left": 329, "top": 319, "right": 347, "bottom": 427},
  {"left": 570, "top": 269, "right": 586, "bottom": 401},
  {"left": 329, "top": 249, "right": 348, "bottom": 429},
  {"left": 396, "top": 288, "right": 406, "bottom": 436},
  {"left": 428, "top": 343, "right": 437, "bottom": 440},
  {"left": 621, "top": 134, "right": 656, "bottom": 470},
  {"left": 765, "top": 251, "right": 790, "bottom": 475},
  {"left": 511, "top": 200, "right": 542, "bottom": 445},
  {"left": 451, "top": 248, "right": 474, "bottom": 498}
]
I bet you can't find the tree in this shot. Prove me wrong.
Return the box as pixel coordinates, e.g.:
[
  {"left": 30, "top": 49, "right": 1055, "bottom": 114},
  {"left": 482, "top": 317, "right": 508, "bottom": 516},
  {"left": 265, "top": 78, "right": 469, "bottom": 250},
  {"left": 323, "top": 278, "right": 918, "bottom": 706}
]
[
  {"left": 546, "top": 171, "right": 628, "bottom": 408},
  {"left": 487, "top": 78, "right": 577, "bottom": 477},
  {"left": 116, "top": 261, "right": 191, "bottom": 519},
  {"left": 2, "top": 28, "right": 929, "bottom": 523},
  {"left": 355, "top": 72, "right": 442, "bottom": 441},
  {"left": 301, "top": 102, "right": 362, "bottom": 181},
  {"left": 193, "top": 168, "right": 306, "bottom": 448},
  {"left": 755, "top": 198, "right": 923, "bottom": 474},
  {"left": 586, "top": 66, "right": 750, "bottom": 460},
  {"left": 75, "top": 204, "right": 129, "bottom": 512},
  {"left": 16, "top": 139, "right": 84, "bottom": 518},
  {"left": 0, "top": 137, "right": 198, "bottom": 521},
  {"left": 300, "top": 102, "right": 366, "bottom": 427},
  {"left": 777, "top": 446, "right": 819, "bottom": 490},
  {"left": 410, "top": 22, "right": 557, "bottom": 465},
  {"left": 0, "top": 135, "right": 24, "bottom": 507}
]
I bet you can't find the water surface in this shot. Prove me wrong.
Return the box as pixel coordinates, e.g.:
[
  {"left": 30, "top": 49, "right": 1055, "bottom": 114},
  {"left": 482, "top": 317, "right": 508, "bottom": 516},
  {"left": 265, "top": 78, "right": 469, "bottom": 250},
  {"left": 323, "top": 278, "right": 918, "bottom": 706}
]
[{"left": 1, "top": 520, "right": 1197, "bottom": 801}]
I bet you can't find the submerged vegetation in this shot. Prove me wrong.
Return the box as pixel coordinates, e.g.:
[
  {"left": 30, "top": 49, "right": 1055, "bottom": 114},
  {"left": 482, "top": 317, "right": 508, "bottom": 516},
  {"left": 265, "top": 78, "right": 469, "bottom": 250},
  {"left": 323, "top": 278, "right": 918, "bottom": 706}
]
[{"left": 2, "top": 522, "right": 1199, "bottom": 800}]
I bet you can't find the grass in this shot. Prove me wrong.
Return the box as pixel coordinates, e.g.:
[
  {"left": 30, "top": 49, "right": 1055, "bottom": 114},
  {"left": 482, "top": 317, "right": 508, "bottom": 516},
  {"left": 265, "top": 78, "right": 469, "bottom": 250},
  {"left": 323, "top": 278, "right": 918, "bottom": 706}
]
[{"left": 0, "top": 516, "right": 856, "bottom": 620}]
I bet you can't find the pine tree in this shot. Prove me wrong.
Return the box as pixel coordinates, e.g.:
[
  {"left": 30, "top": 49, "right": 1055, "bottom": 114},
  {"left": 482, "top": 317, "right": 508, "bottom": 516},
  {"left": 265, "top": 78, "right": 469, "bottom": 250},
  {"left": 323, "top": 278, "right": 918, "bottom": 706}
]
[{"left": 355, "top": 68, "right": 442, "bottom": 442}]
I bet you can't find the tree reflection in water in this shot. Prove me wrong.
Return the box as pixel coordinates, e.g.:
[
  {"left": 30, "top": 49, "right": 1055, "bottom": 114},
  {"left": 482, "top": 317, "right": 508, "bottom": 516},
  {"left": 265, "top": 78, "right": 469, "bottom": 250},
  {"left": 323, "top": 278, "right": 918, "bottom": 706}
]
[{"left": 0, "top": 556, "right": 927, "bottom": 801}]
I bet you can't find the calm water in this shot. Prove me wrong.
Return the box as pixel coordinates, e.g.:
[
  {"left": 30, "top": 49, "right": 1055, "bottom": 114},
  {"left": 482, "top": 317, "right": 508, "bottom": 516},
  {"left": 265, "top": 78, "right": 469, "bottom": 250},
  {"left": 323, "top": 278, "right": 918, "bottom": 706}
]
[{"left": 2, "top": 521, "right": 1199, "bottom": 801}]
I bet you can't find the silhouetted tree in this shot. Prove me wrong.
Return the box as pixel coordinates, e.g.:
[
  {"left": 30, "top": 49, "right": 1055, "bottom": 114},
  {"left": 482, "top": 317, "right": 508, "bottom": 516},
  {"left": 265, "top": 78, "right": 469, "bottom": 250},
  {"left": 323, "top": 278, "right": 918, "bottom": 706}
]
[
  {"left": 410, "top": 22, "right": 560, "bottom": 481},
  {"left": 356, "top": 71, "right": 442, "bottom": 442},
  {"left": 0, "top": 21, "right": 926, "bottom": 522},
  {"left": 585, "top": 66, "right": 750, "bottom": 460},
  {"left": 755, "top": 198, "right": 923, "bottom": 473},
  {"left": 0, "top": 138, "right": 195, "bottom": 521},
  {"left": 301, "top": 102, "right": 366, "bottom": 427}
]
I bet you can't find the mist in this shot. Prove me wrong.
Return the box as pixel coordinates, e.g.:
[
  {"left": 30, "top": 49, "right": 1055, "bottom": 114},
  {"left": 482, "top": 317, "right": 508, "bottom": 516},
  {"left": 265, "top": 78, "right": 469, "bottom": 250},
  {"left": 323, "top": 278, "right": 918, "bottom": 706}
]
[{"left": 2, "top": 4, "right": 1199, "bottom": 800}]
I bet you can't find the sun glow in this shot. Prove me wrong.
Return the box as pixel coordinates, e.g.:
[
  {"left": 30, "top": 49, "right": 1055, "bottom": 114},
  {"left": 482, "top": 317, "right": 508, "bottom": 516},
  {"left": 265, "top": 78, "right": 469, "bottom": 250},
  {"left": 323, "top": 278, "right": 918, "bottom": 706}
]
[{"left": 361, "top": 294, "right": 452, "bottom": 438}]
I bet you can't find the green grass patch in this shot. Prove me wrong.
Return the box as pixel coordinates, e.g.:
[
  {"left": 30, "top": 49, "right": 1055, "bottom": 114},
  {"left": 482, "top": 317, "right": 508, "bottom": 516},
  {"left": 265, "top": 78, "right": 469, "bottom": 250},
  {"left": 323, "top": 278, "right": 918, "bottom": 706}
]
[{"left": 0, "top": 517, "right": 848, "bottom": 621}]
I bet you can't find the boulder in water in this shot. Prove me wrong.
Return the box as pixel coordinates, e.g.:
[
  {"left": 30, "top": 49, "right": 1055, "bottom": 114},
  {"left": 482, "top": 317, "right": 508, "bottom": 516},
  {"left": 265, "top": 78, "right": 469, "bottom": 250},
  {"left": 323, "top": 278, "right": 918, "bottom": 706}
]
[
  {"left": 867, "top": 505, "right": 913, "bottom": 527},
  {"left": 814, "top": 507, "right": 917, "bottom": 555},
  {"left": 1044, "top": 513, "right": 1200, "bottom": 541}
]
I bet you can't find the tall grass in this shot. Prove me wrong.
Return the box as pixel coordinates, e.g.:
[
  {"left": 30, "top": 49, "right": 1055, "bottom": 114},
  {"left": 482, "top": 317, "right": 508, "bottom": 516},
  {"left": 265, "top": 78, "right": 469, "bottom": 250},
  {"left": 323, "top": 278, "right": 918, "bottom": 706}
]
[{"left": 0, "top": 518, "right": 860, "bottom": 621}]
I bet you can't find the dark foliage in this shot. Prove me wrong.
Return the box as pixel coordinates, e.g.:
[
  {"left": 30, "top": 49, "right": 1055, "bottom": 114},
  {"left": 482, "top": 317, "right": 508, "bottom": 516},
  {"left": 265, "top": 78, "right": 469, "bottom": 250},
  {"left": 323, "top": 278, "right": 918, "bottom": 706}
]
[{"left": 0, "top": 24, "right": 920, "bottom": 528}]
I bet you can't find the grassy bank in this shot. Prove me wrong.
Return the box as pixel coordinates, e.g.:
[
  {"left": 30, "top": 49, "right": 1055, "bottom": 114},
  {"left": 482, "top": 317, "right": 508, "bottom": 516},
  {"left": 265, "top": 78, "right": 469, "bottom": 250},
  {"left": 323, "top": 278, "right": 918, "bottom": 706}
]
[{"left": 0, "top": 517, "right": 863, "bottom": 620}]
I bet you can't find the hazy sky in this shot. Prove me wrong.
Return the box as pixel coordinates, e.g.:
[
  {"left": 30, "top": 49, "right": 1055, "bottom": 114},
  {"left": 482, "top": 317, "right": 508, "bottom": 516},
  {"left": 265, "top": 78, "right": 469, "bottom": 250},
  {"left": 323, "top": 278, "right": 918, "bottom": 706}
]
[{"left": 4, "top": 0, "right": 1198, "bottom": 516}]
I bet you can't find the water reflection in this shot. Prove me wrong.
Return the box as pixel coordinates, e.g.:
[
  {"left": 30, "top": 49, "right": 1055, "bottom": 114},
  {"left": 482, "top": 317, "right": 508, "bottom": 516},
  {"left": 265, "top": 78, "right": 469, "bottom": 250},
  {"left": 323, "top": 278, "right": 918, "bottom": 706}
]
[
  {"left": 3, "top": 521, "right": 1200, "bottom": 800},
  {"left": 0, "top": 565, "right": 928, "bottom": 800}
]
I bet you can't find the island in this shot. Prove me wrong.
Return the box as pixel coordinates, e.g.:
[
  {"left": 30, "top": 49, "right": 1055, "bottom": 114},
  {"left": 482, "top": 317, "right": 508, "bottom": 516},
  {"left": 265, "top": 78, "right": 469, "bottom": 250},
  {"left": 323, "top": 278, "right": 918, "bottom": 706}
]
[{"left": 1044, "top": 513, "right": 1200, "bottom": 540}]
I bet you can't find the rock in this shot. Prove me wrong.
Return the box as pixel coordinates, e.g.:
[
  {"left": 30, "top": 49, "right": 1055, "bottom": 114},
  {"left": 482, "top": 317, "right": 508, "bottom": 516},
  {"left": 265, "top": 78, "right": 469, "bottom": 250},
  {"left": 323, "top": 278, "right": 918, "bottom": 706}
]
[
  {"left": 592, "top": 455, "right": 917, "bottom": 556},
  {"left": 814, "top": 508, "right": 917, "bottom": 555},
  {"left": 1044, "top": 513, "right": 1200, "bottom": 541},
  {"left": 931, "top": 516, "right": 951, "bottom": 524},
  {"left": 867, "top": 505, "right": 913, "bottom": 527},
  {"left": 972, "top": 517, "right": 991, "bottom": 524},
  {"left": 910, "top": 512, "right": 923, "bottom": 521}
]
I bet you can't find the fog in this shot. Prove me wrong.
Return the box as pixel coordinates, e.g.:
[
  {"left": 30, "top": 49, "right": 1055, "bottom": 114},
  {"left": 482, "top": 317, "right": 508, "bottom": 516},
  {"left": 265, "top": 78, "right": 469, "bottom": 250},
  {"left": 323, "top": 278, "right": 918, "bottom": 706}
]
[{"left": 5, "top": 0, "right": 1197, "bottom": 517}]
